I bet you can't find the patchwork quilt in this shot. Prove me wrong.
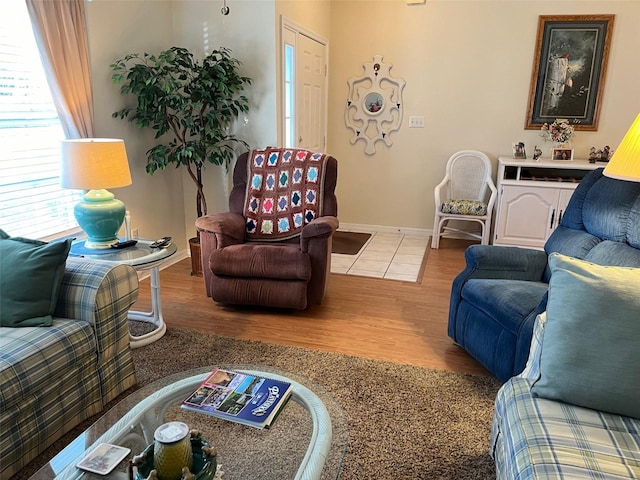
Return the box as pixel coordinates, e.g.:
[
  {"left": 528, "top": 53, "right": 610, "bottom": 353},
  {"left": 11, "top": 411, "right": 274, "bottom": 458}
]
[{"left": 244, "top": 147, "right": 328, "bottom": 241}]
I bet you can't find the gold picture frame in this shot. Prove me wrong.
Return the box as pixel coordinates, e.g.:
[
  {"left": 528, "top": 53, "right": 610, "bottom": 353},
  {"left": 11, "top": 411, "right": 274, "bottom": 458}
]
[{"left": 525, "top": 15, "right": 615, "bottom": 131}]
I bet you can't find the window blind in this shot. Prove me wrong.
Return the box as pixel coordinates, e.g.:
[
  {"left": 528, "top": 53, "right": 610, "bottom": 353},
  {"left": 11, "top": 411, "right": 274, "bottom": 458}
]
[{"left": 0, "top": 2, "right": 81, "bottom": 239}]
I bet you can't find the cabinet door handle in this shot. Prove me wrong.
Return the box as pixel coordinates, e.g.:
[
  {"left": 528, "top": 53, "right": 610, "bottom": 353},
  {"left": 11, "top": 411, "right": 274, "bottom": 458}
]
[
  {"left": 550, "top": 209, "right": 556, "bottom": 229},
  {"left": 558, "top": 210, "right": 563, "bottom": 226}
]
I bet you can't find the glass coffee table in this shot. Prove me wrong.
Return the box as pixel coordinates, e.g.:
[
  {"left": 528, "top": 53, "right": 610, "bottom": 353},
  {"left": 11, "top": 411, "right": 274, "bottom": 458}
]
[{"left": 30, "top": 366, "right": 349, "bottom": 480}]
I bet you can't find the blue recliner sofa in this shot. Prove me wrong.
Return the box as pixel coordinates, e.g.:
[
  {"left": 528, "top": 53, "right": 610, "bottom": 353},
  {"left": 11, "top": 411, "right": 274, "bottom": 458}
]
[{"left": 448, "top": 168, "right": 640, "bottom": 382}]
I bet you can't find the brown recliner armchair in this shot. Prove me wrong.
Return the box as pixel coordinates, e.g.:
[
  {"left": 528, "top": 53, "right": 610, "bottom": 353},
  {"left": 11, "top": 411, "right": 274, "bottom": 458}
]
[{"left": 195, "top": 147, "right": 338, "bottom": 309}]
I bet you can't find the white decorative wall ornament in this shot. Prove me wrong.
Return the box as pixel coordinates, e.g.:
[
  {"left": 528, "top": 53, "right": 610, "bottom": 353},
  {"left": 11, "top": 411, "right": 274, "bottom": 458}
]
[{"left": 345, "top": 55, "right": 406, "bottom": 155}]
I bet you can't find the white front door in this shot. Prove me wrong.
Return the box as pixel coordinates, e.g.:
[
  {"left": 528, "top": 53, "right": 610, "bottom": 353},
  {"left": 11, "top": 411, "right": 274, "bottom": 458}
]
[{"left": 281, "top": 19, "right": 327, "bottom": 151}]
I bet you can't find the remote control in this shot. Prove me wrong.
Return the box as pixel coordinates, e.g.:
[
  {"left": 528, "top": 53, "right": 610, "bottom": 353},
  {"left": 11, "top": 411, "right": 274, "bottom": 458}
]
[
  {"left": 149, "top": 236, "right": 172, "bottom": 248},
  {"left": 111, "top": 240, "right": 138, "bottom": 249}
]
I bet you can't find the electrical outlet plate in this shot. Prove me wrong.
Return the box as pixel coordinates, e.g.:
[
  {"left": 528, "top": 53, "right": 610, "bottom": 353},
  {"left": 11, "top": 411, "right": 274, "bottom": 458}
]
[{"left": 408, "top": 116, "right": 425, "bottom": 128}]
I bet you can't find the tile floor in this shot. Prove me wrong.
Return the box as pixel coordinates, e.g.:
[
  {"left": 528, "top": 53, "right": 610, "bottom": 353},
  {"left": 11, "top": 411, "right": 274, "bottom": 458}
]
[{"left": 331, "top": 230, "right": 430, "bottom": 282}]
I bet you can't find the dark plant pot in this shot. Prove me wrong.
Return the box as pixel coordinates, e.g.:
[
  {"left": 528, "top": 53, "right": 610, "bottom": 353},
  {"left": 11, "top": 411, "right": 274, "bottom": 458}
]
[{"left": 189, "top": 237, "right": 202, "bottom": 276}]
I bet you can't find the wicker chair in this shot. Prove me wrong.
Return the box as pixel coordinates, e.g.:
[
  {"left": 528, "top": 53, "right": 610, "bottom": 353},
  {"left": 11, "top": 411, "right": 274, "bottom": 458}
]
[{"left": 431, "top": 150, "right": 497, "bottom": 249}]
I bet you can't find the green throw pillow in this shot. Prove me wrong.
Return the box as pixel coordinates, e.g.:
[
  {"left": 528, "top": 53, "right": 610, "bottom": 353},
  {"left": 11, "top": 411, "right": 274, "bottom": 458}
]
[
  {"left": 0, "top": 229, "right": 72, "bottom": 327},
  {"left": 531, "top": 253, "right": 640, "bottom": 419}
]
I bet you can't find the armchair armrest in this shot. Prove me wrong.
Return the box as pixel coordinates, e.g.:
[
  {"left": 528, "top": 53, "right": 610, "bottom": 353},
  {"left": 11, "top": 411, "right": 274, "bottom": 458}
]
[
  {"left": 299, "top": 216, "right": 338, "bottom": 306},
  {"left": 196, "top": 212, "right": 246, "bottom": 246},
  {"left": 300, "top": 216, "right": 338, "bottom": 254},
  {"left": 300, "top": 216, "right": 339, "bottom": 241},
  {"left": 463, "top": 244, "right": 548, "bottom": 281},
  {"left": 55, "top": 258, "right": 139, "bottom": 401},
  {"left": 196, "top": 213, "right": 246, "bottom": 298}
]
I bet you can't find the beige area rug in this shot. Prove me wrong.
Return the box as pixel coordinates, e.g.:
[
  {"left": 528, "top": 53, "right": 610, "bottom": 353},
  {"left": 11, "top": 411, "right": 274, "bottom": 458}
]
[{"left": 16, "top": 328, "right": 501, "bottom": 480}]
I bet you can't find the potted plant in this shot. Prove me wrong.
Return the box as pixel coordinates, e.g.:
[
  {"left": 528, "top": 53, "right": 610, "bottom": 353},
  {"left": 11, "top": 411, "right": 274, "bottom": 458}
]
[{"left": 111, "top": 46, "right": 251, "bottom": 274}]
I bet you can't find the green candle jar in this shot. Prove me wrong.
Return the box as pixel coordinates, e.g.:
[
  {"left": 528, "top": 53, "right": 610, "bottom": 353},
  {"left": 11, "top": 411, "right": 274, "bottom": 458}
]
[{"left": 153, "top": 422, "right": 192, "bottom": 480}]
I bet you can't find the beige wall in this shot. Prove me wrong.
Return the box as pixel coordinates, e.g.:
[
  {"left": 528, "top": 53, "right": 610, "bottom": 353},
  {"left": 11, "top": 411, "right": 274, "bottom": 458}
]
[
  {"left": 86, "top": 0, "right": 640, "bottom": 247},
  {"left": 170, "top": 1, "right": 278, "bottom": 242},
  {"left": 328, "top": 1, "right": 640, "bottom": 231},
  {"left": 277, "top": 0, "right": 331, "bottom": 38},
  {"left": 86, "top": 0, "right": 187, "bottom": 250}
]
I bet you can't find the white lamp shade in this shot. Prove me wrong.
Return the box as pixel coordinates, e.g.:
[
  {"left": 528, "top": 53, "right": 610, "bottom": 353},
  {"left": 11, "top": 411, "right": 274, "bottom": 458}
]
[
  {"left": 61, "top": 138, "right": 132, "bottom": 189},
  {"left": 603, "top": 113, "right": 640, "bottom": 182}
]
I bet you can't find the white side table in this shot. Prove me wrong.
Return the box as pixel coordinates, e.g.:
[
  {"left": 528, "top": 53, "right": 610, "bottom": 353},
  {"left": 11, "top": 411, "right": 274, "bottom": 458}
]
[{"left": 69, "top": 239, "right": 177, "bottom": 348}]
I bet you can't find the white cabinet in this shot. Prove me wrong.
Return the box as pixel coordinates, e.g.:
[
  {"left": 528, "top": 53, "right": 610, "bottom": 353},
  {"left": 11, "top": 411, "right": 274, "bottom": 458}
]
[{"left": 494, "top": 157, "right": 600, "bottom": 249}]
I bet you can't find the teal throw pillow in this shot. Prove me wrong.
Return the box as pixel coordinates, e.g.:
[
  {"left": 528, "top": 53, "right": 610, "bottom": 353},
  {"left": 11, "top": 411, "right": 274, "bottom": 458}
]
[
  {"left": 0, "top": 229, "right": 72, "bottom": 327},
  {"left": 531, "top": 253, "right": 640, "bottom": 419}
]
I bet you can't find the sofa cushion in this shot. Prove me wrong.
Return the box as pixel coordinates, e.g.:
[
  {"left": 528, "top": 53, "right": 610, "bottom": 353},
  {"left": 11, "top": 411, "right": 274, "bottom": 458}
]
[
  {"left": 491, "top": 376, "right": 640, "bottom": 479},
  {"left": 581, "top": 175, "right": 640, "bottom": 244},
  {"left": 544, "top": 225, "right": 602, "bottom": 259},
  {"left": 0, "top": 319, "right": 97, "bottom": 410},
  {"left": 440, "top": 199, "right": 487, "bottom": 216},
  {"left": 461, "top": 279, "right": 548, "bottom": 334},
  {"left": 0, "top": 230, "right": 72, "bottom": 327},
  {"left": 531, "top": 253, "right": 640, "bottom": 419},
  {"left": 584, "top": 239, "right": 640, "bottom": 267},
  {"left": 209, "top": 243, "right": 311, "bottom": 280}
]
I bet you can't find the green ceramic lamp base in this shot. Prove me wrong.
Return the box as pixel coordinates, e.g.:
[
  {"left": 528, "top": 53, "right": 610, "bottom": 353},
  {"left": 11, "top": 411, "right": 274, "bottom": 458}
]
[{"left": 74, "top": 189, "right": 126, "bottom": 249}]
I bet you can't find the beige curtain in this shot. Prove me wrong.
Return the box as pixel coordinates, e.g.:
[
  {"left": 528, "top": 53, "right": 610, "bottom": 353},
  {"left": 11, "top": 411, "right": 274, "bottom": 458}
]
[{"left": 25, "top": 0, "right": 94, "bottom": 139}]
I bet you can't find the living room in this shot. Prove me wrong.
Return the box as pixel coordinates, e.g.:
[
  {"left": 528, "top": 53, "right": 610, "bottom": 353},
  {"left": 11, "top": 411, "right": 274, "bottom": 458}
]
[{"left": 2, "top": 1, "right": 640, "bottom": 479}]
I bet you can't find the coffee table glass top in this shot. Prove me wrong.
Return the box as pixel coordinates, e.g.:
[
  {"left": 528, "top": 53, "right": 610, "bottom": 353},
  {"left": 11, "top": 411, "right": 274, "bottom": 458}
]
[{"left": 31, "top": 365, "right": 349, "bottom": 480}]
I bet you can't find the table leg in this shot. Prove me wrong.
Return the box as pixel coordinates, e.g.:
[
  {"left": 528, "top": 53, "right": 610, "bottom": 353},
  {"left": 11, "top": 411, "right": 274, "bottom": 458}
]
[{"left": 129, "top": 266, "right": 167, "bottom": 348}]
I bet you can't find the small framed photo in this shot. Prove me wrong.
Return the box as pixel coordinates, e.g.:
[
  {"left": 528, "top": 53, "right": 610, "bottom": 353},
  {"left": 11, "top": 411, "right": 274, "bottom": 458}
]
[
  {"left": 552, "top": 147, "right": 574, "bottom": 161},
  {"left": 76, "top": 443, "right": 131, "bottom": 475},
  {"left": 512, "top": 142, "right": 526, "bottom": 159}
]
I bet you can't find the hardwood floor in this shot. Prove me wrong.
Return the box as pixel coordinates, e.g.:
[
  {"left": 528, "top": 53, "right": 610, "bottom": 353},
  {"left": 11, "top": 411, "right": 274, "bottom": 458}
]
[{"left": 132, "top": 238, "right": 490, "bottom": 377}]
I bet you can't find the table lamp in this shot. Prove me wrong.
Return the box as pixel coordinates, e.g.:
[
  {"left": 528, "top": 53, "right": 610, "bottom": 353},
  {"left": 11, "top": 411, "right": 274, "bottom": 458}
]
[
  {"left": 61, "top": 138, "right": 132, "bottom": 249},
  {"left": 603, "top": 113, "right": 640, "bottom": 182}
]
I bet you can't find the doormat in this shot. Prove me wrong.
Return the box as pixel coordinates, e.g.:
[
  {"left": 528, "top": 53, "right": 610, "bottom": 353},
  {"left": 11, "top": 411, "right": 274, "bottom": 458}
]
[{"left": 332, "top": 231, "right": 371, "bottom": 255}]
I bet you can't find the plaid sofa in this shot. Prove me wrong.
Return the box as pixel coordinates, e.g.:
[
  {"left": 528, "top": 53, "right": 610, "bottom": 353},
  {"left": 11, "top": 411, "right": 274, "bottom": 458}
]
[
  {"left": 490, "top": 315, "right": 640, "bottom": 479},
  {"left": 0, "top": 258, "right": 139, "bottom": 479}
]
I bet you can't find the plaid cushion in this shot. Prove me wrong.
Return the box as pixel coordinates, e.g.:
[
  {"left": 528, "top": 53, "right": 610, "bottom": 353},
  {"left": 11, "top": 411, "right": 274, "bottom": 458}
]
[
  {"left": 491, "top": 376, "right": 640, "bottom": 479},
  {"left": 0, "top": 319, "right": 97, "bottom": 410},
  {"left": 0, "top": 363, "right": 103, "bottom": 479},
  {"left": 517, "top": 313, "right": 546, "bottom": 381}
]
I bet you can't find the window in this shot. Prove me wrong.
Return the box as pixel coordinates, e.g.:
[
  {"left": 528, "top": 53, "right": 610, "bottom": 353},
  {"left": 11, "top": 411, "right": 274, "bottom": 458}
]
[
  {"left": 284, "top": 43, "right": 295, "bottom": 148},
  {"left": 0, "top": 2, "right": 81, "bottom": 239},
  {"left": 282, "top": 26, "right": 296, "bottom": 148}
]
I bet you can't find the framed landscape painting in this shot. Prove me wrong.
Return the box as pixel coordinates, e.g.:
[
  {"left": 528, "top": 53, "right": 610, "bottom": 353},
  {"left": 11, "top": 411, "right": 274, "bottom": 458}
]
[{"left": 525, "top": 15, "right": 615, "bottom": 131}]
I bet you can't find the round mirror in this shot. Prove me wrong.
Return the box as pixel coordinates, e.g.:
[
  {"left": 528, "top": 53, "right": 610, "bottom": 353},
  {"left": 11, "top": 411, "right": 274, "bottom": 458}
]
[{"left": 364, "top": 92, "right": 384, "bottom": 115}]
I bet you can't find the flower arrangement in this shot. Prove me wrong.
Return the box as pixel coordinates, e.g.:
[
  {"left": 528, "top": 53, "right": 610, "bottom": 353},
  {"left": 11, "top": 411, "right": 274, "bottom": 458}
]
[{"left": 540, "top": 119, "right": 575, "bottom": 144}]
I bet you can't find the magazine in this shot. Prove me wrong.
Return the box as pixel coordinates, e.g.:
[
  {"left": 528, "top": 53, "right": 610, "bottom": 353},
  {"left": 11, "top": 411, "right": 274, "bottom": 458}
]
[{"left": 181, "top": 368, "right": 293, "bottom": 429}]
